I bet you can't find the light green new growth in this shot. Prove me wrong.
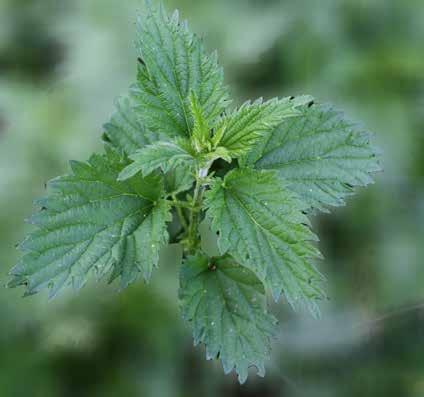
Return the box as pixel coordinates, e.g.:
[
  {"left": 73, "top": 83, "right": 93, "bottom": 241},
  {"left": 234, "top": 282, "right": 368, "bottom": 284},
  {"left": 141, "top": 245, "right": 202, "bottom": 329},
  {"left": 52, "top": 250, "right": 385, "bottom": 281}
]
[{"left": 8, "top": 1, "right": 381, "bottom": 384}]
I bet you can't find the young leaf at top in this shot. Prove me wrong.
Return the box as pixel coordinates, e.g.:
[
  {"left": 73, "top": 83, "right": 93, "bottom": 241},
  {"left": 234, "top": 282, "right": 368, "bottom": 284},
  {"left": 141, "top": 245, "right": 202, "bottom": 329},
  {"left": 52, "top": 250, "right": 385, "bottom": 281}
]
[
  {"left": 131, "top": 2, "right": 230, "bottom": 138},
  {"left": 204, "top": 168, "right": 325, "bottom": 317},
  {"left": 179, "top": 254, "right": 277, "bottom": 384},
  {"left": 212, "top": 96, "right": 312, "bottom": 158},
  {"left": 189, "top": 91, "right": 211, "bottom": 152},
  {"left": 8, "top": 147, "right": 172, "bottom": 296},
  {"left": 249, "top": 104, "right": 381, "bottom": 212}
]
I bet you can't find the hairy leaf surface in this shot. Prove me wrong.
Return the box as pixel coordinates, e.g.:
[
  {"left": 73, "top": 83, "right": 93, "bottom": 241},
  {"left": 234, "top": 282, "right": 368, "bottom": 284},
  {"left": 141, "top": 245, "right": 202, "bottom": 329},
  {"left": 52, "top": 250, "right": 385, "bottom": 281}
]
[
  {"left": 180, "top": 254, "right": 277, "bottom": 383},
  {"left": 118, "top": 139, "right": 195, "bottom": 180},
  {"left": 164, "top": 163, "right": 195, "bottom": 195},
  {"left": 251, "top": 104, "right": 381, "bottom": 211},
  {"left": 205, "top": 168, "right": 325, "bottom": 316},
  {"left": 213, "top": 96, "right": 312, "bottom": 158},
  {"left": 9, "top": 147, "right": 171, "bottom": 296},
  {"left": 131, "top": 2, "right": 230, "bottom": 138},
  {"left": 189, "top": 92, "right": 211, "bottom": 151},
  {"left": 103, "top": 96, "right": 161, "bottom": 156}
]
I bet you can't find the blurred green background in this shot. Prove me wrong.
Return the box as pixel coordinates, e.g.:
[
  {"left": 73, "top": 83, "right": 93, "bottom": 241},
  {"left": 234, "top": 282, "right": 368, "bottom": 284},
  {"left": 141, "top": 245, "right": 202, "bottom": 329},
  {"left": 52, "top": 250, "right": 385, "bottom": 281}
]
[{"left": 1, "top": 0, "right": 423, "bottom": 396}]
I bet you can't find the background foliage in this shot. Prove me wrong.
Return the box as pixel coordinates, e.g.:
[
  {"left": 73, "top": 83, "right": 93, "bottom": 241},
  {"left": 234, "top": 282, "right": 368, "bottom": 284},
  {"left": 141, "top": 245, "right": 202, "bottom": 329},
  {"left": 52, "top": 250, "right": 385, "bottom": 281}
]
[{"left": 0, "top": 0, "right": 423, "bottom": 395}]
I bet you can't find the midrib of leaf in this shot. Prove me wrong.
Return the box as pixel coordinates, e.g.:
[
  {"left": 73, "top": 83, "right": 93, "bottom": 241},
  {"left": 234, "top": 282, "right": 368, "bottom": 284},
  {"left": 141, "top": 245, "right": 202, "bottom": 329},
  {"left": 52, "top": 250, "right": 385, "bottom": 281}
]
[
  {"left": 258, "top": 154, "right": 373, "bottom": 168},
  {"left": 140, "top": 58, "right": 187, "bottom": 134},
  {"left": 222, "top": 110, "right": 267, "bottom": 147},
  {"left": 67, "top": 176, "right": 158, "bottom": 202},
  {"left": 230, "top": 189, "right": 301, "bottom": 246},
  {"left": 168, "top": 19, "right": 192, "bottom": 131},
  {"left": 144, "top": 12, "right": 191, "bottom": 132},
  {"left": 218, "top": 266, "right": 275, "bottom": 364},
  {"left": 191, "top": 266, "right": 267, "bottom": 358},
  {"left": 30, "top": 205, "right": 150, "bottom": 268},
  {"left": 257, "top": 116, "right": 307, "bottom": 161},
  {"left": 227, "top": 193, "right": 312, "bottom": 289},
  {"left": 257, "top": 110, "right": 360, "bottom": 162}
]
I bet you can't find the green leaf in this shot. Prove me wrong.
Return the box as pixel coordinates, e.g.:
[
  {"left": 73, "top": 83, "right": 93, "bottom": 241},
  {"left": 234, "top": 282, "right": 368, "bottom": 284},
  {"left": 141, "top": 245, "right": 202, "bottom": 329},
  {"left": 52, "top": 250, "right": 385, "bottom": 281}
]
[
  {"left": 8, "top": 147, "right": 172, "bottom": 297},
  {"left": 251, "top": 104, "right": 382, "bottom": 211},
  {"left": 118, "top": 139, "right": 195, "bottom": 180},
  {"left": 212, "top": 96, "right": 312, "bottom": 158},
  {"left": 204, "top": 168, "right": 325, "bottom": 317},
  {"left": 204, "top": 146, "right": 232, "bottom": 164},
  {"left": 179, "top": 254, "right": 277, "bottom": 384},
  {"left": 103, "top": 96, "right": 162, "bottom": 156},
  {"left": 109, "top": 199, "right": 172, "bottom": 288},
  {"left": 189, "top": 91, "right": 211, "bottom": 151},
  {"left": 131, "top": 2, "right": 230, "bottom": 138},
  {"left": 199, "top": 219, "right": 220, "bottom": 257},
  {"left": 164, "top": 163, "right": 195, "bottom": 195}
]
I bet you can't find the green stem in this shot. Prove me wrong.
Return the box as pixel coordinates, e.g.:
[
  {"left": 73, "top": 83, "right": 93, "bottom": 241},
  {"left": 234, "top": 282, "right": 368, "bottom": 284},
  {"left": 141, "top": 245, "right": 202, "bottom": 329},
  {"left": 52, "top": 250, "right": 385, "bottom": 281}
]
[
  {"left": 171, "top": 195, "right": 188, "bottom": 231},
  {"left": 186, "top": 164, "right": 211, "bottom": 253},
  {"left": 187, "top": 180, "right": 201, "bottom": 251},
  {"left": 168, "top": 199, "right": 196, "bottom": 211}
]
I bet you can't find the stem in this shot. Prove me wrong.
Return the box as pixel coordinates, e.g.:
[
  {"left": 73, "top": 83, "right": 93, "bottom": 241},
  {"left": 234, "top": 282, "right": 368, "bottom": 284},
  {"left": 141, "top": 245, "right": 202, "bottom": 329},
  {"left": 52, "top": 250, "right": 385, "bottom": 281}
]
[
  {"left": 187, "top": 180, "right": 202, "bottom": 251},
  {"left": 171, "top": 195, "right": 188, "bottom": 231},
  {"left": 186, "top": 164, "right": 211, "bottom": 253},
  {"left": 168, "top": 199, "right": 197, "bottom": 211}
]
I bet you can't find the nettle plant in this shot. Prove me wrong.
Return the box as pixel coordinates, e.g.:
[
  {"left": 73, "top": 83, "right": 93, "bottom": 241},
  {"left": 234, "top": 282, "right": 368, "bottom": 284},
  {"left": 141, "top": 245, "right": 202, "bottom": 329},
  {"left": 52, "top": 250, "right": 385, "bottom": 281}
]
[{"left": 9, "top": 2, "right": 381, "bottom": 383}]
